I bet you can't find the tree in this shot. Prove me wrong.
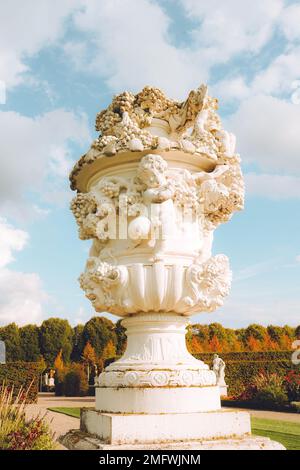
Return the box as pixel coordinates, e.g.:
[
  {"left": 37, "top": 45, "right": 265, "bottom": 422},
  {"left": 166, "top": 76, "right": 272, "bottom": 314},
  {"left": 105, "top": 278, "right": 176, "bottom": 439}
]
[
  {"left": 83, "top": 341, "right": 97, "bottom": 363},
  {"left": 20, "top": 324, "right": 40, "bottom": 361},
  {"left": 188, "top": 336, "right": 203, "bottom": 354},
  {"left": 39, "top": 318, "right": 73, "bottom": 366},
  {"left": 224, "top": 328, "right": 241, "bottom": 352},
  {"left": 295, "top": 325, "right": 300, "bottom": 339},
  {"left": 235, "top": 328, "right": 246, "bottom": 346},
  {"left": 0, "top": 323, "right": 22, "bottom": 361},
  {"left": 102, "top": 339, "right": 117, "bottom": 361},
  {"left": 208, "top": 323, "right": 226, "bottom": 342},
  {"left": 82, "top": 317, "right": 117, "bottom": 357},
  {"left": 245, "top": 324, "right": 266, "bottom": 342},
  {"left": 82, "top": 341, "right": 97, "bottom": 382},
  {"left": 196, "top": 324, "right": 209, "bottom": 343},
  {"left": 282, "top": 325, "right": 294, "bottom": 339},
  {"left": 208, "top": 335, "right": 221, "bottom": 352},
  {"left": 247, "top": 335, "right": 260, "bottom": 351},
  {"left": 71, "top": 324, "right": 85, "bottom": 362},
  {"left": 115, "top": 319, "right": 127, "bottom": 355},
  {"left": 263, "top": 333, "right": 278, "bottom": 351},
  {"left": 54, "top": 349, "right": 64, "bottom": 370},
  {"left": 267, "top": 325, "right": 283, "bottom": 344},
  {"left": 280, "top": 334, "right": 292, "bottom": 350}
]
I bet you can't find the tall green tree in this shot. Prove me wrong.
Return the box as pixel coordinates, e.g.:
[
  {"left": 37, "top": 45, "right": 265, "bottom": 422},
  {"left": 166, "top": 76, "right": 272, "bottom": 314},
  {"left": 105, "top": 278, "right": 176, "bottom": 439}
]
[
  {"left": 115, "top": 319, "right": 127, "bottom": 356},
  {"left": 20, "top": 324, "right": 40, "bottom": 361},
  {"left": 0, "top": 323, "right": 22, "bottom": 361},
  {"left": 267, "top": 325, "right": 284, "bottom": 343},
  {"left": 39, "top": 318, "right": 73, "bottom": 365},
  {"left": 82, "top": 317, "right": 117, "bottom": 357},
  {"left": 71, "top": 324, "right": 85, "bottom": 362},
  {"left": 208, "top": 323, "right": 226, "bottom": 342},
  {"left": 244, "top": 324, "right": 266, "bottom": 342},
  {"left": 282, "top": 325, "right": 295, "bottom": 339}
]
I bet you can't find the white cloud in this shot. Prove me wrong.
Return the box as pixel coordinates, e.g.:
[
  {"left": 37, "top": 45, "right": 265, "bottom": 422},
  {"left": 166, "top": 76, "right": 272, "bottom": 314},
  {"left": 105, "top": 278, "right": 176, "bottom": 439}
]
[
  {"left": 0, "top": 218, "right": 48, "bottom": 326},
  {"left": 280, "top": 3, "right": 300, "bottom": 42},
  {"left": 296, "top": 255, "right": 300, "bottom": 263},
  {"left": 0, "top": 109, "right": 90, "bottom": 219},
  {"left": 245, "top": 173, "right": 300, "bottom": 199},
  {"left": 0, "top": 0, "right": 82, "bottom": 88},
  {"left": 180, "top": 0, "right": 283, "bottom": 60},
  {"left": 251, "top": 46, "right": 300, "bottom": 97},
  {"left": 227, "top": 94, "right": 300, "bottom": 174},
  {"left": 0, "top": 218, "right": 28, "bottom": 268},
  {"left": 0, "top": 268, "right": 48, "bottom": 326},
  {"left": 62, "top": 0, "right": 287, "bottom": 99},
  {"left": 211, "top": 76, "right": 250, "bottom": 104},
  {"left": 64, "top": 0, "right": 208, "bottom": 98}
]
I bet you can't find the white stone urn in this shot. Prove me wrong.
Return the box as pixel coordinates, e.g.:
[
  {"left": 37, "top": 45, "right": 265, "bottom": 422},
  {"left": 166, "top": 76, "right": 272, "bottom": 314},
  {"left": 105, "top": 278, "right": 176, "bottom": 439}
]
[{"left": 69, "top": 85, "right": 250, "bottom": 444}]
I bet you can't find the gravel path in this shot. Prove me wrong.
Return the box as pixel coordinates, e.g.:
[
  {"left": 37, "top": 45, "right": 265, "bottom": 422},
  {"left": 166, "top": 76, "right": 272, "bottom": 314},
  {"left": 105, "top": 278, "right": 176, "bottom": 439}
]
[
  {"left": 224, "top": 407, "right": 300, "bottom": 423},
  {"left": 25, "top": 393, "right": 93, "bottom": 449}
]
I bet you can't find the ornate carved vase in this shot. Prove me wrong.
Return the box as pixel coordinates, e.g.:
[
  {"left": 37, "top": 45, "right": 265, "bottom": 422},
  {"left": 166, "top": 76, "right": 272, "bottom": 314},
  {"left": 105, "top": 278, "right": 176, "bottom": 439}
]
[{"left": 70, "top": 85, "right": 244, "bottom": 416}]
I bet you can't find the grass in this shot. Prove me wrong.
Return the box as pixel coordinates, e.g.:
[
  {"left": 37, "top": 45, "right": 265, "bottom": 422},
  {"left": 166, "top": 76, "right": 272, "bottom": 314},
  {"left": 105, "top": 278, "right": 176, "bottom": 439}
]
[
  {"left": 48, "top": 407, "right": 82, "bottom": 419},
  {"left": 251, "top": 417, "right": 300, "bottom": 450},
  {"left": 48, "top": 407, "right": 300, "bottom": 450}
]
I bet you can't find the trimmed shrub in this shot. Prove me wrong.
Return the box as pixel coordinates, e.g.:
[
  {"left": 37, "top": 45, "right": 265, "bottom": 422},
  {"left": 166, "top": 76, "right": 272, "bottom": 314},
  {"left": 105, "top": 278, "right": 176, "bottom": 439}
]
[
  {"left": 54, "top": 368, "right": 66, "bottom": 397},
  {"left": 0, "top": 362, "right": 43, "bottom": 403},
  {"left": 195, "top": 351, "right": 292, "bottom": 362},
  {"left": 63, "top": 364, "right": 89, "bottom": 397}
]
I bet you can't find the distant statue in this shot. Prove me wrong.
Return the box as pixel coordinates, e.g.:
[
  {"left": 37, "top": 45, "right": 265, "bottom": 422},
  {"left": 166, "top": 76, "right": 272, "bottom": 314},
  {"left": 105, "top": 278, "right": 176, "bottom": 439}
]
[
  {"left": 212, "top": 354, "right": 227, "bottom": 394},
  {"left": 48, "top": 369, "right": 55, "bottom": 388},
  {"left": 44, "top": 372, "right": 49, "bottom": 387},
  {"left": 0, "top": 340, "right": 5, "bottom": 364}
]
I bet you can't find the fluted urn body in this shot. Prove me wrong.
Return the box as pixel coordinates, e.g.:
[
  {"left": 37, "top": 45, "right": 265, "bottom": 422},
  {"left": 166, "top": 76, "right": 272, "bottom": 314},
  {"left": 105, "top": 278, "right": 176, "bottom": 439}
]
[{"left": 70, "top": 85, "right": 244, "bottom": 414}]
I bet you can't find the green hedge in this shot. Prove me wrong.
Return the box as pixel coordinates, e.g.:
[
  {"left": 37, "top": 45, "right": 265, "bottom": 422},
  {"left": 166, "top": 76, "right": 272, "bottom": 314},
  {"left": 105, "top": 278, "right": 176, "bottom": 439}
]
[
  {"left": 194, "top": 351, "right": 292, "bottom": 362},
  {"left": 0, "top": 362, "right": 43, "bottom": 403},
  {"left": 101, "top": 352, "right": 296, "bottom": 397},
  {"left": 223, "top": 360, "right": 297, "bottom": 397}
]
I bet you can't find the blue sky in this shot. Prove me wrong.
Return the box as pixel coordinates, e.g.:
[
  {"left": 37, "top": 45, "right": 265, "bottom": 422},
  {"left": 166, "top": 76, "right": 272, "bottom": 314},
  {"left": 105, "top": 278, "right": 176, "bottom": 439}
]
[{"left": 0, "top": 0, "right": 299, "bottom": 328}]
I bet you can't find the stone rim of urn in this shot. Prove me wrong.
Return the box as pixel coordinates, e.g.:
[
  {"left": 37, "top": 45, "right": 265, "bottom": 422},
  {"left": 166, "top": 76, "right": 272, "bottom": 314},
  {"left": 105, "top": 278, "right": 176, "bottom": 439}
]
[{"left": 70, "top": 85, "right": 244, "bottom": 414}]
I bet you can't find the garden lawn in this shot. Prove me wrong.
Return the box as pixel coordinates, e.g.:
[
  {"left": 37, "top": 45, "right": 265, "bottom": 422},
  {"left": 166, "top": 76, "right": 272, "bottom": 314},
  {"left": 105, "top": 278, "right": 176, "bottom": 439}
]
[
  {"left": 48, "top": 408, "right": 300, "bottom": 450},
  {"left": 251, "top": 417, "right": 300, "bottom": 450},
  {"left": 48, "top": 407, "right": 82, "bottom": 419}
]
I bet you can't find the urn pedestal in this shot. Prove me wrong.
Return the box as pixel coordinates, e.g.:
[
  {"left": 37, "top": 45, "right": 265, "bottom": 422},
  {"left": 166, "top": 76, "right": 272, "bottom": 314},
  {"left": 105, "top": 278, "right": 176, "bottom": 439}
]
[{"left": 61, "top": 85, "right": 284, "bottom": 450}]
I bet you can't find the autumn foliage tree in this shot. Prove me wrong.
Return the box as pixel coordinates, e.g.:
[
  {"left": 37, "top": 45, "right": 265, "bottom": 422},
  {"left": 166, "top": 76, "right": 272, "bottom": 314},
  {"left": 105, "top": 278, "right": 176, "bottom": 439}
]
[
  {"left": 54, "top": 349, "right": 64, "bottom": 370},
  {"left": 102, "top": 339, "right": 117, "bottom": 361},
  {"left": 82, "top": 341, "right": 97, "bottom": 381},
  {"left": 247, "top": 335, "right": 261, "bottom": 351},
  {"left": 208, "top": 335, "right": 221, "bottom": 352}
]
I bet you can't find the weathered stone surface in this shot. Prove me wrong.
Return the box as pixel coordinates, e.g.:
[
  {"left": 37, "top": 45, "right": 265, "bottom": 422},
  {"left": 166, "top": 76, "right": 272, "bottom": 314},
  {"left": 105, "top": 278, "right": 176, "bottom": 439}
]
[
  {"left": 60, "top": 430, "right": 285, "bottom": 451},
  {"left": 80, "top": 409, "right": 250, "bottom": 445}
]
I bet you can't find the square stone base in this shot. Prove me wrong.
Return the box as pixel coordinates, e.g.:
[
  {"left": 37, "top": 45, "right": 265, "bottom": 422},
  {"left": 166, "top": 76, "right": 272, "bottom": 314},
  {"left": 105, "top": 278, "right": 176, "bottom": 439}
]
[
  {"left": 60, "top": 430, "right": 285, "bottom": 450},
  {"left": 80, "top": 408, "right": 251, "bottom": 445}
]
